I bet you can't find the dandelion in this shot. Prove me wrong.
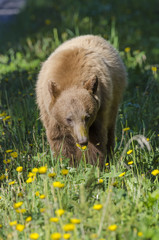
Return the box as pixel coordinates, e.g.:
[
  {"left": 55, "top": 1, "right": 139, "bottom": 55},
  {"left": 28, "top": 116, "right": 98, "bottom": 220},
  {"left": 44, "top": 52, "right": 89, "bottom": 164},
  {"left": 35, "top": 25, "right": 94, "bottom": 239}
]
[
  {"left": 146, "top": 138, "right": 150, "bottom": 142},
  {"left": 32, "top": 168, "right": 38, "bottom": 173},
  {"left": 105, "top": 163, "right": 109, "bottom": 166},
  {"left": 29, "top": 233, "right": 39, "bottom": 239},
  {"left": 28, "top": 172, "right": 35, "bottom": 178},
  {"left": 16, "top": 209, "right": 26, "bottom": 213},
  {"left": 8, "top": 181, "right": 15, "bottom": 185},
  {"left": 61, "top": 169, "right": 69, "bottom": 175},
  {"left": 98, "top": 179, "right": 103, "bottom": 184},
  {"left": 26, "top": 177, "right": 33, "bottom": 183},
  {"left": 108, "top": 224, "right": 117, "bottom": 231},
  {"left": 45, "top": 19, "right": 51, "bottom": 25},
  {"left": 0, "top": 224, "right": 2, "bottom": 228},
  {"left": 76, "top": 143, "right": 87, "bottom": 150},
  {"left": 125, "top": 47, "right": 131, "bottom": 53},
  {"left": 63, "top": 224, "right": 75, "bottom": 231},
  {"left": 40, "top": 194, "right": 46, "bottom": 199},
  {"left": 128, "top": 161, "right": 133, "bottom": 165},
  {"left": 119, "top": 172, "right": 126, "bottom": 177},
  {"left": 50, "top": 217, "right": 59, "bottom": 223},
  {"left": 127, "top": 149, "right": 133, "bottom": 155},
  {"left": 53, "top": 181, "right": 65, "bottom": 188},
  {"left": 25, "top": 216, "right": 32, "bottom": 222},
  {"left": 151, "top": 169, "right": 159, "bottom": 176},
  {"left": 9, "top": 221, "right": 17, "bottom": 226},
  {"left": 63, "top": 233, "right": 71, "bottom": 239},
  {"left": 0, "top": 196, "right": 1, "bottom": 200},
  {"left": 10, "top": 152, "right": 18, "bottom": 158},
  {"left": 138, "top": 232, "right": 143, "bottom": 237},
  {"left": 38, "top": 166, "right": 47, "bottom": 174},
  {"left": 151, "top": 66, "right": 157, "bottom": 73},
  {"left": 93, "top": 204, "right": 103, "bottom": 210},
  {"left": 55, "top": 209, "right": 65, "bottom": 217},
  {"left": 70, "top": 218, "right": 81, "bottom": 224},
  {"left": 123, "top": 127, "right": 130, "bottom": 131},
  {"left": 40, "top": 208, "right": 45, "bottom": 213},
  {"left": 48, "top": 173, "right": 56, "bottom": 178},
  {"left": 6, "top": 149, "right": 13, "bottom": 153},
  {"left": 13, "top": 201, "right": 23, "bottom": 209},
  {"left": 16, "top": 224, "right": 25, "bottom": 232},
  {"left": 16, "top": 166, "right": 23, "bottom": 172},
  {"left": 3, "top": 159, "right": 11, "bottom": 164},
  {"left": 35, "top": 191, "right": 40, "bottom": 197}
]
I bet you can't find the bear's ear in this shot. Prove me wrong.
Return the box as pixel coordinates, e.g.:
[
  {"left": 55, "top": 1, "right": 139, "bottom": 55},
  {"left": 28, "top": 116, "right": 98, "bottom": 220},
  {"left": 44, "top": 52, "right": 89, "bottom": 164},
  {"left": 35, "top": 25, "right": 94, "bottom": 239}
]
[
  {"left": 48, "top": 81, "right": 60, "bottom": 99},
  {"left": 84, "top": 76, "right": 98, "bottom": 94}
]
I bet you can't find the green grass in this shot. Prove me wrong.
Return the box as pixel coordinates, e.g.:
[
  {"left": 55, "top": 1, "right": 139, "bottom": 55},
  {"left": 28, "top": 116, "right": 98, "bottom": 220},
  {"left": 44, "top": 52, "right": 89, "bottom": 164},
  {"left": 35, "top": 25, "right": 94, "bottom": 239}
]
[{"left": 0, "top": 0, "right": 159, "bottom": 239}]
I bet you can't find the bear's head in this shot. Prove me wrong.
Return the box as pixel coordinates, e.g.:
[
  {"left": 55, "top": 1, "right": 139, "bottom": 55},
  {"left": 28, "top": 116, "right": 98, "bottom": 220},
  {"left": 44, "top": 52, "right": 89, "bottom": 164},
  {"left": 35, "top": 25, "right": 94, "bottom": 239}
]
[{"left": 48, "top": 76, "right": 99, "bottom": 146}]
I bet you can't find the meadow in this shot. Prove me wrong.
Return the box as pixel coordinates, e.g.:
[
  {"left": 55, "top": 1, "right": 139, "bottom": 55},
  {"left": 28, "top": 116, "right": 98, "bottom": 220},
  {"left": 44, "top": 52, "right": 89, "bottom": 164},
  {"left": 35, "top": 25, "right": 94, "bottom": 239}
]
[{"left": 0, "top": 0, "right": 159, "bottom": 239}]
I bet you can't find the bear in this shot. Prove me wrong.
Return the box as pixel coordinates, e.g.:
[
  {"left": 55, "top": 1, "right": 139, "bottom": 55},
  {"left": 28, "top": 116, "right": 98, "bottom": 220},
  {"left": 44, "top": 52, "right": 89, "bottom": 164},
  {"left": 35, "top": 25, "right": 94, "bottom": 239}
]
[{"left": 36, "top": 35, "right": 127, "bottom": 166}]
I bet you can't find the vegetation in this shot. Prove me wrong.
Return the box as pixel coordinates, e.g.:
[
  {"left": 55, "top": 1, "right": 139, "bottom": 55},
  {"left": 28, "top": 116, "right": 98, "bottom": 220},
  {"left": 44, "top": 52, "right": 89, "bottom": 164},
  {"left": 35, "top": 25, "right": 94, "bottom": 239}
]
[{"left": 0, "top": 0, "right": 159, "bottom": 239}]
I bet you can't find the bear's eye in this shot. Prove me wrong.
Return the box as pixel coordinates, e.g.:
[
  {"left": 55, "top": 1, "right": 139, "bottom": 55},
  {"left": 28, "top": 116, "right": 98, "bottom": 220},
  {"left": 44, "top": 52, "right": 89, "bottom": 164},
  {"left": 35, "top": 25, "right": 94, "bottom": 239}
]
[
  {"left": 85, "top": 114, "right": 90, "bottom": 122},
  {"left": 66, "top": 117, "right": 73, "bottom": 125}
]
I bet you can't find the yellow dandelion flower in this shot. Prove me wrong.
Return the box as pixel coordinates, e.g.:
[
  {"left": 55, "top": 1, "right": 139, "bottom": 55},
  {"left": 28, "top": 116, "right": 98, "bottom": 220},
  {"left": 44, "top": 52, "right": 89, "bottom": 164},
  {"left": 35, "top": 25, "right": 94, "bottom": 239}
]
[
  {"left": 63, "top": 233, "right": 71, "bottom": 239},
  {"left": 40, "top": 208, "right": 45, "bottom": 213},
  {"left": 32, "top": 168, "right": 38, "bottom": 173},
  {"left": 63, "top": 224, "right": 75, "bottom": 231},
  {"left": 3, "top": 159, "right": 11, "bottom": 164},
  {"left": 29, "top": 233, "right": 39, "bottom": 239},
  {"left": 16, "top": 166, "right": 23, "bottom": 172},
  {"left": 8, "top": 181, "right": 15, "bottom": 185},
  {"left": 39, "top": 194, "right": 46, "bottom": 199},
  {"left": 98, "top": 179, "right": 103, "bottom": 184},
  {"left": 16, "top": 224, "right": 25, "bottom": 232},
  {"left": 48, "top": 172, "right": 56, "bottom": 178},
  {"left": 53, "top": 181, "right": 65, "bottom": 188},
  {"left": 123, "top": 127, "right": 130, "bottom": 131},
  {"left": 93, "top": 204, "right": 103, "bottom": 210},
  {"left": 0, "top": 196, "right": 2, "bottom": 200},
  {"left": 10, "top": 152, "right": 18, "bottom": 158},
  {"left": 51, "top": 233, "right": 61, "bottom": 240},
  {"left": 125, "top": 47, "right": 131, "bottom": 53},
  {"left": 138, "top": 232, "right": 143, "bottom": 237},
  {"left": 5, "top": 149, "right": 13, "bottom": 153},
  {"left": 38, "top": 166, "right": 47, "bottom": 174},
  {"left": 26, "top": 177, "right": 33, "bottom": 183},
  {"left": 28, "top": 172, "right": 35, "bottom": 178},
  {"left": 70, "top": 218, "right": 81, "bottom": 224},
  {"left": 128, "top": 161, "right": 133, "bottom": 165},
  {"left": 35, "top": 191, "right": 40, "bottom": 196},
  {"left": 13, "top": 201, "right": 23, "bottom": 209},
  {"left": 0, "top": 224, "right": 2, "bottom": 228},
  {"left": 76, "top": 143, "right": 87, "bottom": 150},
  {"left": 25, "top": 216, "right": 32, "bottom": 222},
  {"left": 105, "top": 163, "right": 109, "bottom": 166},
  {"left": 55, "top": 209, "right": 65, "bottom": 216},
  {"left": 16, "top": 208, "right": 26, "bottom": 213},
  {"left": 151, "top": 66, "right": 157, "bottom": 73},
  {"left": 108, "top": 224, "right": 117, "bottom": 231},
  {"left": 9, "top": 221, "right": 17, "bottom": 226},
  {"left": 61, "top": 169, "right": 69, "bottom": 175},
  {"left": 45, "top": 19, "right": 51, "bottom": 25},
  {"left": 119, "top": 172, "right": 126, "bottom": 177},
  {"left": 127, "top": 149, "right": 133, "bottom": 155},
  {"left": 50, "top": 217, "right": 59, "bottom": 223},
  {"left": 151, "top": 169, "right": 159, "bottom": 176}
]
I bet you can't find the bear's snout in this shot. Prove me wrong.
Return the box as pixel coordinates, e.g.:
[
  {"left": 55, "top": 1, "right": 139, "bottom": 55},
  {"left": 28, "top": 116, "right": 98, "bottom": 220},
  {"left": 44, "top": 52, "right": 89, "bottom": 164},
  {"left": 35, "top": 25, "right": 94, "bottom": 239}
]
[{"left": 73, "top": 124, "right": 89, "bottom": 147}]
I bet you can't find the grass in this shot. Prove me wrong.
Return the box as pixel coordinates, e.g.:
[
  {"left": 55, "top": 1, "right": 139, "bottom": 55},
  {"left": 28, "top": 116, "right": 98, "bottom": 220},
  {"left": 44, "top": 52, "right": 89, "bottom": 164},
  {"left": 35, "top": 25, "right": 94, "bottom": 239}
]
[{"left": 0, "top": 0, "right": 159, "bottom": 239}]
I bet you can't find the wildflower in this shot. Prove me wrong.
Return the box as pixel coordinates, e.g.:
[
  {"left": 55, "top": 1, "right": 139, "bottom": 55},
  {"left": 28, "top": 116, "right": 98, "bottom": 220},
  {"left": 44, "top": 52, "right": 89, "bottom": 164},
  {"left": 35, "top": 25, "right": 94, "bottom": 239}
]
[
  {"left": 25, "top": 216, "right": 32, "bottom": 222},
  {"left": 61, "top": 169, "right": 69, "bottom": 175},
  {"left": 98, "top": 179, "right": 103, "bottom": 184},
  {"left": 9, "top": 221, "right": 17, "bottom": 226},
  {"left": 63, "top": 233, "right": 71, "bottom": 239},
  {"left": 29, "top": 233, "right": 39, "bottom": 239},
  {"left": 93, "top": 204, "right": 103, "bottom": 210},
  {"left": 91, "top": 234, "right": 98, "bottom": 239},
  {"left": 146, "top": 138, "right": 150, "bottom": 142},
  {"left": 13, "top": 201, "right": 23, "bottom": 209},
  {"left": 55, "top": 209, "right": 65, "bottom": 216},
  {"left": 35, "top": 191, "right": 40, "bottom": 196},
  {"left": 3, "top": 115, "right": 11, "bottom": 121},
  {"left": 138, "top": 232, "right": 143, "bottom": 237},
  {"left": 108, "top": 224, "right": 117, "bottom": 231},
  {"left": 8, "top": 181, "right": 15, "bottom": 185},
  {"left": 48, "top": 173, "right": 56, "bottom": 178},
  {"left": 40, "top": 208, "right": 45, "bottom": 213},
  {"left": 16, "top": 224, "right": 25, "bottom": 232},
  {"left": 151, "top": 169, "right": 159, "bottom": 176},
  {"left": 28, "top": 172, "right": 35, "bottom": 178},
  {"left": 127, "top": 149, "right": 133, "bottom": 155},
  {"left": 123, "top": 127, "right": 130, "bottom": 131},
  {"left": 119, "top": 172, "right": 126, "bottom": 177},
  {"left": 0, "top": 174, "right": 5, "bottom": 181},
  {"left": 51, "top": 233, "right": 61, "bottom": 240},
  {"left": 10, "top": 152, "right": 18, "bottom": 158},
  {"left": 53, "top": 181, "right": 65, "bottom": 188},
  {"left": 26, "top": 177, "right": 33, "bottom": 183},
  {"left": 16, "top": 166, "right": 23, "bottom": 172},
  {"left": 128, "top": 161, "right": 133, "bottom": 165},
  {"left": 40, "top": 194, "right": 46, "bottom": 199},
  {"left": 63, "top": 224, "right": 75, "bottom": 231},
  {"left": 70, "top": 218, "right": 81, "bottom": 224},
  {"left": 151, "top": 66, "right": 157, "bottom": 73},
  {"left": 45, "top": 19, "right": 51, "bottom": 25},
  {"left": 105, "top": 163, "right": 109, "bottom": 166},
  {"left": 0, "top": 196, "right": 1, "bottom": 200},
  {"left": 16, "top": 209, "right": 26, "bottom": 213},
  {"left": 38, "top": 166, "right": 47, "bottom": 174},
  {"left": 32, "top": 168, "right": 38, "bottom": 173},
  {"left": 3, "top": 159, "right": 11, "bottom": 164},
  {"left": 0, "top": 224, "right": 2, "bottom": 228},
  {"left": 125, "top": 47, "right": 130, "bottom": 53},
  {"left": 76, "top": 143, "right": 87, "bottom": 150},
  {"left": 6, "top": 149, "right": 13, "bottom": 153},
  {"left": 50, "top": 217, "right": 59, "bottom": 223}
]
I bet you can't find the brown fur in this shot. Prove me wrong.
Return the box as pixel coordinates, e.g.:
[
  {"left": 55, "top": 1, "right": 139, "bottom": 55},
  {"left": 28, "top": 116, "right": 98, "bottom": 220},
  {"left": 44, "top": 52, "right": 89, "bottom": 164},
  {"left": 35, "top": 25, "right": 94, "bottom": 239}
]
[{"left": 36, "top": 35, "right": 127, "bottom": 166}]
